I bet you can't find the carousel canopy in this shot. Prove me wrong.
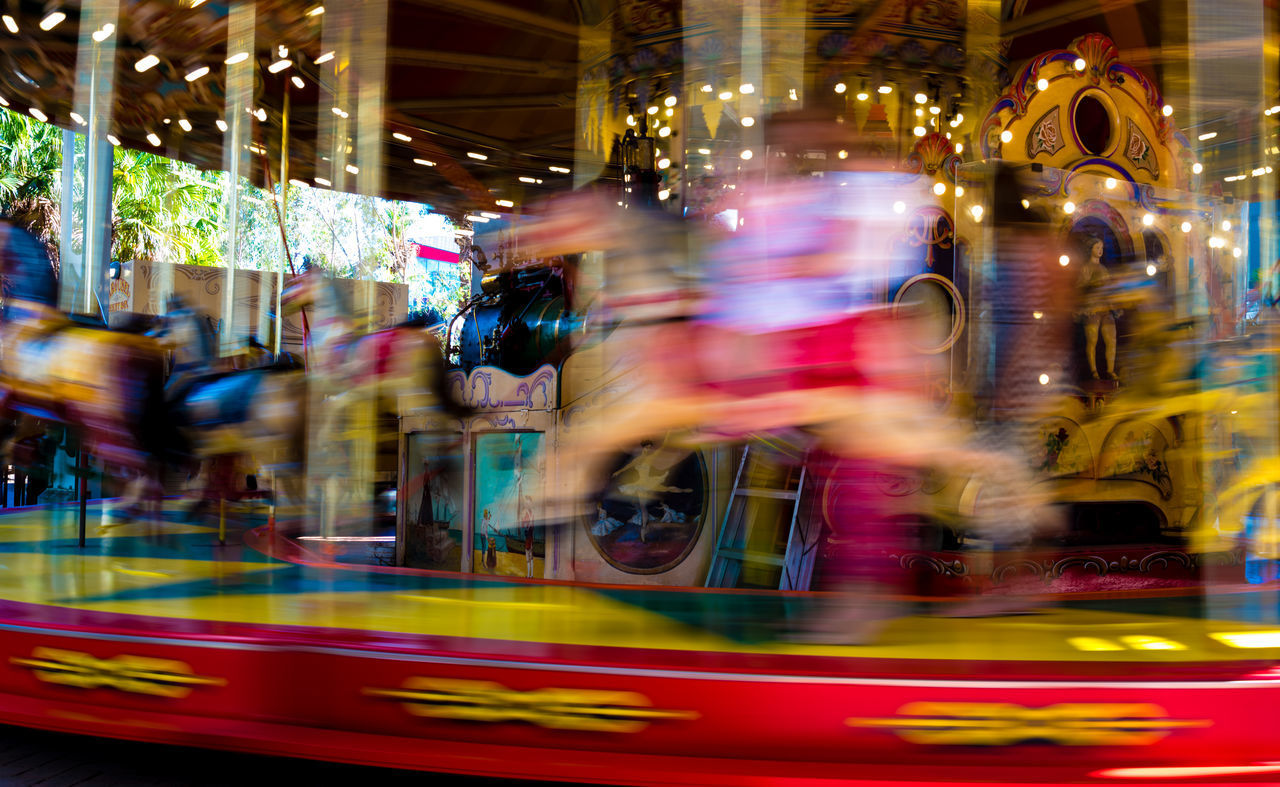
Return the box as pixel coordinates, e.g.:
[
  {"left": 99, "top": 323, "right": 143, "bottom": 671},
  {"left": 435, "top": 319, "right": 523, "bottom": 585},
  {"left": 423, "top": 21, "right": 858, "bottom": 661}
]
[{"left": 0, "top": 0, "right": 596, "bottom": 218}]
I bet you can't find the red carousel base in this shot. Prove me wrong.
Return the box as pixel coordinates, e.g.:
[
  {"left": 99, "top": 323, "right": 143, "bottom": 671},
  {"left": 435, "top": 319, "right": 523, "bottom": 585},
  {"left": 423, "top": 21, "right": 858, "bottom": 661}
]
[{"left": 1, "top": 503, "right": 1280, "bottom": 785}]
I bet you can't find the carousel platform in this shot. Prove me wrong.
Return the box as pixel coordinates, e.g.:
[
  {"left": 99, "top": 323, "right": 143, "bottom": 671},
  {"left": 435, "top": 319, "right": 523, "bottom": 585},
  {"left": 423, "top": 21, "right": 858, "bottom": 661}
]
[{"left": 3, "top": 501, "right": 1280, "bottom": 785}]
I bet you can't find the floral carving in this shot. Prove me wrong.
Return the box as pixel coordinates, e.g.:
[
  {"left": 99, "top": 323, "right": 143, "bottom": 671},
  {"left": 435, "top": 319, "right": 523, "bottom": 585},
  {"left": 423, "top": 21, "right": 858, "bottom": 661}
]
[
  {"left": 1125, "top": 118, "right": 1159, "bottom": 178},
  {"left": 1026, "top": 106, "right": 1065, "bottom": 159}
]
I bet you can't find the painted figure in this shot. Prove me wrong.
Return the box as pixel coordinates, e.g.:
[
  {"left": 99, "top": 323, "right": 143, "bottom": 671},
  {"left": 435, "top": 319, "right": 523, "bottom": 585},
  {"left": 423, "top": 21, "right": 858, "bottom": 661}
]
[
  {"left": 611, "top": 439, "right": 691, "bottom": 543},
  {"left": 1078, "top": 237, "right": 1119, "bottom": 380}
]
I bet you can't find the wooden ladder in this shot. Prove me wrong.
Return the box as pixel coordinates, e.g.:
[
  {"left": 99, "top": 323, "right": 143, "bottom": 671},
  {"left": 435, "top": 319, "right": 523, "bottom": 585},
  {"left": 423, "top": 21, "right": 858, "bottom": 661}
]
[{"left": 705, "top": 440, "right": 820, "bottom": 590}]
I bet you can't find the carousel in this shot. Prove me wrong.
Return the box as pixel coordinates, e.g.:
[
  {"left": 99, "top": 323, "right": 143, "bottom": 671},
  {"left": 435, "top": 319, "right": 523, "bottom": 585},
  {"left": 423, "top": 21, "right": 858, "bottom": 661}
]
[{"left": 1, "top": 1, "right": 1280, "bottom": 783}]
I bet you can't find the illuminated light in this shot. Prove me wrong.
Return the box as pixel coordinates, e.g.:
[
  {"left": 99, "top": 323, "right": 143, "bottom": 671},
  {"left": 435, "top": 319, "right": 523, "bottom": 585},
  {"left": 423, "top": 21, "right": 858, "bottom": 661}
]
[
  {"left": 914, "top": 126, "right": 926, "bottom": 137},
  {"left": 1198, "top": 131, "right": 1217, "bottom": 141},
  {"left": 1093, "top": 765, "right": 1280, "bottom": 780},
  {"left": 1063, "top": 201, "right": 1076, "bottom": 214},
  {"left": 26, "top": 107, "right": 47, "bottom": 123},
  {"left": 647, "top": 105, "right": 658, "bottom": 115},
  {"left": 1032, "top": 311, "right": 1043, "bottom": 320},
  {"left": 69, "top": 112, "right": 85, "bottom": 126},
  {"left": 135, "top": 55, "right": 160, "bottom": 72},
  {"left": 1209, "top": 237, "right": 1223, "bottom": 248},
  {"left": 1038, "top": 373, "right": 1050, "bottom": 385},
  {"left": 1254, "top": 167, "right": 1267, "bottom": 177},
  {"left": 39, "top": 11, "right": 65, "bottom": 31},
  {"left": 1234, "top": 247, "right": 1242, "bottom": 257},
  {"left": 465, "top": 214, "right": 490, "bottom": 223},
  {"left": 215, "top": 119, "right": 228, "bottom": 132},
  {"left": 2, "top": 15, "right": 17, "bottom": 33},
  {"left": 1036, "top": 78, "right": 1049, "bottom": 91},
  {"left": 999, "top": 129, "right": 1013, "bottom": 143},
  {"left": 185, "top": 66, "right": 210, "bottom": 82},
  {"left": 392, "top": 132, "right": 412, "bottom": 142},
  {"left": 291, "top": 75, "right": 305, "bottom": 89},
  {"left": 1222, "top": 220, "right": 1232, "bottom": 230},
  {"left": 1181, "top": 221, "right": 1192, "bottom": 233},
  {"left": 1104, "top": 177, "right": 1116, "bottom": 189},
  {"left": 518, "top": 176, "right": 538, "bottom": 183},
  {"left": 740, "top": 83, "right": 756, "bottom": 95},
  {"left": 177, "top": 118, "right": 192, "bottom": 132},
  {"left": 914, "top": 92, "right": 927, "bottom": 104},
  {"left": 697, "top": 148, "right": 711, "bottom": 155},
  {"left": 1211, "top": 630, "right": 1280, "bottom": 648},
  {"left": 893, "top": 201, "right": 907, "bottom": 214},
  {"left": 877, "top": 85, "right": 892, "bottom": 94},
  {"left": 268, "top": 59, "right": 292, "bottom": 73},
  {"left": 834, "top": 83, "right": 847, "bottom": 94},
  {"left": 969, "top": 204, "right": 983, "bottom": 221},
  {"left": 658, "top": 188, "right": 671, "bottom": 200},
  {"left": 1162, "top": 104, "right": 1173, "bottom": 117},
  {"left": 1192, "top": 162, "right": 1203, "bottom": 174},
  {"left": 495, "top": 199, "right": 515, "bottom": 207},
  {"left": 467, "top": 152, "right": 488, "bottom": 161},
  {"left": 480, "top": 212, "right": 501, "bottom": 219},
  {"left": 855, "top": 92, "right": 869, "bottom": 101},
  {"left": 308, "top": 5, "right": 325, "bottom": 15},
  {"left": 741, "top": 116, "right": 755, "bottom": 127},
  {"left": 255, "top": 108, "right": 267, "bottom": 122},
  {"left": 1121, "top": 635, "right": 1185, "bottom": 651},
  {"left": 454, "top": 228, "right": 474, "bottom": 237},
  {"left": 955, "top": 186, "right": 964, "bottom": 197},
  {"left": 955, "top": 143, "right": 964, "bottom": 154},
  {"left": 549, "top": 166, "right": 571, "bottom": 173},
  {"left": 92, "top": 24, "right": 114, "bottom": 42},
  {"left": 664, "top": 95, "right": 678, "bottom": 107},
  {"left": 314, "top": 177, "right": 331, "bottom": 187},
  {"left": 1068, "top": 637, "right": 1125, "bottom": 652},
  {"left": 701, "top": 84, "right": 713, "bottom": 93},
  {"left": 915, "top": 108, "right": 924, "bottom": 118},
  {"left": 1272, "top": 105, "right": 1280, "bottom": 114},
  {"left": 929, "top": 106, "right": 941, "bottom": 115},
  {"left": 739, "top": 149, "right": 752, "bottom": 160},
  {"left": 1074, "top": 57, "right": 1086, "bottom": 71},
  {"left": 1020, "top": 199, "right": 1030, "bottom": 209},
  {"left": 314, "top": 51, "right": 335, "bottom": 65},
  {"left": 1059, "top": 255, "right": 1071, "bottom": 266},
  {"left": 1146, "top": 263, "right": 1157, "bottom": 276},
  {"left": 106, "top": 134, "right": 120, "bottom": 146},
  {"left": 1142, "top": 213, "right": 1155, "bottom": 226},
  {"left": 944, "top": 132, "right": 951, "bottom": 139},
  {"left": 625, "top": 114, "right": 636, "bottom": 127},
  {"left": 718, "top": 90, "right": 734, "bottom": 100},
  {"left": 837, "top": 149, "right": 848, "bottom": 160},
  {"left": 345, "top": 164, "right": 359, "bottom": 174},
  {"left": 146, "top": 132, "right": 161, "bottom": 146},
  {"left": 704, "top": 164, "right": 714, "bottom": 170},
  {"left": 933, "top": 182, "right": 946, "bottom": 196},
  {"left": 789, "top": 88, "right": 799, "bottom": 101},
  {"left": 657, "top": 157, "right": 671, "bottom": 169},
  {"left": 665, "top": 108, "right": 673, "bottom": 117},
  {"left": 658, "top": 126, "right": 672, "bottom": 137},
  {"left": 225, "top": 52, "right": 249, "bottom": 66},
  {"left": 289, "top": 178, "right": 309, "bottom": 187}
]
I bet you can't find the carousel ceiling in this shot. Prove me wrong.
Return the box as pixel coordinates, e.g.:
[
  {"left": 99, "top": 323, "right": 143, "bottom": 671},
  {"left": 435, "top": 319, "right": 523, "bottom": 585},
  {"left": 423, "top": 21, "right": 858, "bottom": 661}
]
[{"left": 0, "top": 0, "right": 594, "bottom": 218}]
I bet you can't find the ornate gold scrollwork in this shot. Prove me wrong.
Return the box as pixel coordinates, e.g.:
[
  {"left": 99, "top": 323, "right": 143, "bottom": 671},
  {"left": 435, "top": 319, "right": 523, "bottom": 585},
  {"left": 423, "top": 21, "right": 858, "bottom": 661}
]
[
  {"left": 848, "top": 701, "right": 1210, "bottom": 746},
  {"left": 11, "top": 647, "right": 226, "bottom": 699},
  {"left": 364, "top": 677, "right": 699, "bottom": 733}
]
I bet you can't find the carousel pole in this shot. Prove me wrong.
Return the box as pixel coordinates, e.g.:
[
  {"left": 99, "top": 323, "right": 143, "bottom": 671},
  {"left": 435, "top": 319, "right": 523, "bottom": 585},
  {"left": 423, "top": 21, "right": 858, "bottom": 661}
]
[{"left": 77, "top": 441, "right": 87, "bottom": 549}]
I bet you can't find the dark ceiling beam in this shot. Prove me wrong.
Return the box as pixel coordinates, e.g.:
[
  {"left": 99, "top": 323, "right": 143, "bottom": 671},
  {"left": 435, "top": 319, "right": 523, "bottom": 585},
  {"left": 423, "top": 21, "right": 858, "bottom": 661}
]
[
  {"left": 386, "top": 47, "right": 577, "bottom": 79},
  {"left": 1000, "top": 0, "right": 1148, "bottom": 39},
  {"left": 388, "top": 92, "right": 575, "bottom": 112},
  {"left": 399, "top": 0, "right": 581, "bottom": 42}
]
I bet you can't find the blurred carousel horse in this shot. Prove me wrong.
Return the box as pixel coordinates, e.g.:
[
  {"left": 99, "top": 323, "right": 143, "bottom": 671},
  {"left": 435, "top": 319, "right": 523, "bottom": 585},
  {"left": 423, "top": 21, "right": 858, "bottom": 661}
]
[
  {"left": 148, "top": 299, "right": 307, "bottom": 515},
  {"left": 0, "top": 220, "right": 175, "bottom": 515},
  {"left": 279, "top": 265, "right": 469, "bottom": 423}
]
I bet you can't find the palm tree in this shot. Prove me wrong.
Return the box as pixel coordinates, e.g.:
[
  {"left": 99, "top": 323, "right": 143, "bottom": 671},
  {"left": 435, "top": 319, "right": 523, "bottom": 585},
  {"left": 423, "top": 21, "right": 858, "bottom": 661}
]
[
  {"left": 110, "top": 148, "right": 220, "bottom": 264},
  {"left": 0, "top": 108, "right": 62, "bottom": 267}
]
